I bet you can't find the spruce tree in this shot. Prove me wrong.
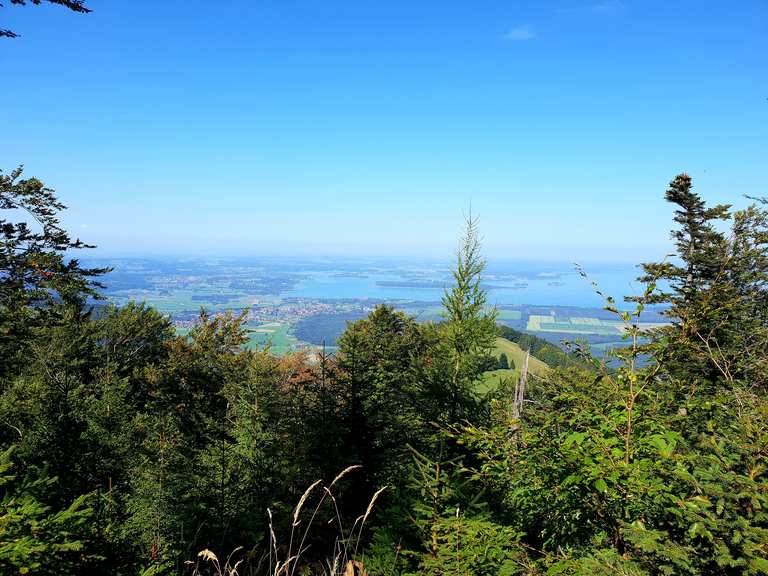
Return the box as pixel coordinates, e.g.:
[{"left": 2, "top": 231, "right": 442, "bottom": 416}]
[
  {"left": 440, "top": 213, "right": 497, "bottom": 420},
  {"left": 640, "top": 173, "right": 730, "bottom": 305},
  {"left": 639, "top": 173, "right": 768, "bottom": 388},
  {"left": 0, "top": 167, "right": 109, "bottom": 378},
  {"left": 336, "top": 305, "right": 430, "bottom": 490}
]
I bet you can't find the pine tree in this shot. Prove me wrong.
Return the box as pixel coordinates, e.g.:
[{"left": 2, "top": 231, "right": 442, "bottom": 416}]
[{"left": 440, "top": 213, "right": 497, "bottom": 420}]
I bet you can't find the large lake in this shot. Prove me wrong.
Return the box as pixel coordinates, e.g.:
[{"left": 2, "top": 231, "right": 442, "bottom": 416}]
[{"left": 282, "top": 262, "right": 648, "bottom": 308}]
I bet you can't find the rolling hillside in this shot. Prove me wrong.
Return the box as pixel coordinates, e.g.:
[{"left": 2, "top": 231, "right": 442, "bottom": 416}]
[{"left": 477, "top": 337, "right": 550, "bottom": 393}]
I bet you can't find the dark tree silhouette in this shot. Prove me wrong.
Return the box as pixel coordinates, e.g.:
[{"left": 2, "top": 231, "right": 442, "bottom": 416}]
[{"left": 1, "top": 0, "right": 90, "bottom": 38}]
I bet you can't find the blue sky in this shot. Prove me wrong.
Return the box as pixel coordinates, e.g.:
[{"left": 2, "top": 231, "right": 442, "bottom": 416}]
[{"left": 1, "top": 0, "right": 766, "bottom": 261}]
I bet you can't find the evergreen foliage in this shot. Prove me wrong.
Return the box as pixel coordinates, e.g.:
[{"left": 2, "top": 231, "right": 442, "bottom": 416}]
[
  {"left": 336, "top": 305, "right": 432, "bottom": 492},
  {"left": 0, "top": 166, "right": 109, "bottom": 379},
  {"left": 0, "top": 447, "right": 97, "bottom": 575},
  {"left": 1, "top": 0, "right": 90, "bottom": 38},
  {"left": 0, "top": 170, "right": 766, "bottom": 574},
  {"left": 440, "top": 214, "right": 498, "bottom": 420},
  {"left": 638, "top": 174, "right": 768, "bottom": 390}
]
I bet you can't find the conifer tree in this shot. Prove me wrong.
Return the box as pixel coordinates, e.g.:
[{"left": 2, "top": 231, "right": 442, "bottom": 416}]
[
  {"left": 640, "top": 173, "right": 730, "bottom": 305},
  {"left": 336, "top": 305, "right": 429, "bottom": 489},
  {"left": 440, "top": 213, "right": 497, "bottom": 420},
  {"left": 639, "top": 173, "right": 768, "bottom": 388},
  {"left": 0, "top": 167, "right": 109, "bottom": 378}
]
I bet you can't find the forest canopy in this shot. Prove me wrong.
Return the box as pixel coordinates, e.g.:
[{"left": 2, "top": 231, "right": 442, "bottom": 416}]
[{"left": 1, "top": 168, "right": 767, "bottom": 575}]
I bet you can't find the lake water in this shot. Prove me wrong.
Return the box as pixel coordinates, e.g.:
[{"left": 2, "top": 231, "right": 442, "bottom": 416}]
[{"left": 283, "top": 263, "right": 647, "bottom": 308}]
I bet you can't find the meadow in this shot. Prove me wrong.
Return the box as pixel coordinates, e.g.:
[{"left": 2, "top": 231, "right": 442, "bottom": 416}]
[
  {"left": 246, "top": 323, "right": 300, "bottom": 356},
  {"left": 476, "top": 337, "right": 550, "bottom": 394}
]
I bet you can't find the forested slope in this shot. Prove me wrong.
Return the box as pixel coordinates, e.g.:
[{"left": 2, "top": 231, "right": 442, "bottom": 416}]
[{"left": 1, "top": 169, "right": 767, "bottom": 575}]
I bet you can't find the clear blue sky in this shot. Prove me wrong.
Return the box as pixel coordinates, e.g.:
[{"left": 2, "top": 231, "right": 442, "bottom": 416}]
[{"left": 1, "top": 0, "right": 766, "bottom": 261}]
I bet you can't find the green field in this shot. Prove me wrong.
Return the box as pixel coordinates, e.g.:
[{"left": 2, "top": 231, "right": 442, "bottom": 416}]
[
  {"left": 477, "top": 368, "right": 517, "bottom": 394},
  {"left": 496, "top": 309, "right": 523, "bottom": 321},
  {"left": 477, "top": 337, "right": 550, "bottom": 394},
  {"left": 527, "top": 314, "right": 623, "bottom": 335},
  {"left": 114, "top": 290, "right": 255, "bottom": 315},
  {"left": 409, "top": 305, "right": 445, "bottom": 322},
  {"left": 526, "top": 314, "right": 667, "bottom": 336},
  {"left": 174, "top": 321, "right": 301, "bottom": 356},
  {"left": 494, "top": 337, "right": 550, "bottom": 375},
  {"left": 246, "top": 323, "right": 300, "bottom": 355}
]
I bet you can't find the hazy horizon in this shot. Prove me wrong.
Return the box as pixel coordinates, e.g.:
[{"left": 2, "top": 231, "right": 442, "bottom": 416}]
[{"left": 76, "top": 244, "right": 658, "bottom": 265}]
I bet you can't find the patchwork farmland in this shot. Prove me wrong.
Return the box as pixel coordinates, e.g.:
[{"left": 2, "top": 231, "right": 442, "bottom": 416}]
[{"left": 526, "top": 314, "right": 667, "bottom": 336}]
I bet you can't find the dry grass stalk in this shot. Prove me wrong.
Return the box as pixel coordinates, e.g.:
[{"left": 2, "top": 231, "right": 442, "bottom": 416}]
[
  {"left": 351, "top": 485, "right": 387, "bottom": 558},
  {"left": 193, "top": 546, "right": 244, "bottom": 576},
  {"left": 343, "top": 559, "right": 368, "bottom": 576},
  {"left": 329, "top": 465, "right": 363, "bottom": 488},
  {"left": 194, "top": 468, "right": 380, "bottom": 576},
  {"left": 293, "top": 479, "right": 322, "bottom": 526},
  {"left": 360, "top": 486, "right": 386, "bottom": 530}
]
